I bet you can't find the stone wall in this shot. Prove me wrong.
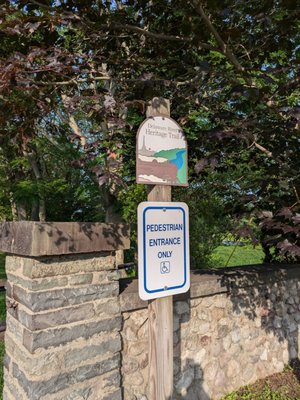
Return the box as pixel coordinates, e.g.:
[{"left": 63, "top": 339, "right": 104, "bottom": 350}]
[
  {"left": 0, "top": 222, "right": 129, "bottom": 400},
  {"left": 1, "top": 222, "right": 300, "bottom": 400},
  {"left": 120, "top": 265, "right": 300, "bottom": 400}
]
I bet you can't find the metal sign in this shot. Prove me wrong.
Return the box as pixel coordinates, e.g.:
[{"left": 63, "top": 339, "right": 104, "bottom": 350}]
[
  {"left": 136, "top": 116, "right": 188, "bottom": 186},
  {"left": 138, "top": 201, "right": 190, "bottom": 300}
]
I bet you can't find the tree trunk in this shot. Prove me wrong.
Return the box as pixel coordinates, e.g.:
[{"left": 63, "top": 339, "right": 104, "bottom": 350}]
[
  {"left": 103, "top": 189, "right": 124, "bottom": 266},
  {"left": 26, "top": 151, "right": 46, "bottom": 222},
  {"left": 31, "top": 198, "right": 39, "bottom": 221},
  {"left": 38, "top": 197, "right": 46, "bottom": 222},
  {"left": 16, "top": 201, "right": 27, "bottom": 221},
  {"left": 9, "top": 195, "right": 18, "bottom": 221}
]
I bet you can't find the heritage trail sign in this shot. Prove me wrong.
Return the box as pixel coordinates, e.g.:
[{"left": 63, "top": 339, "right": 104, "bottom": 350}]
[
  {"left": 136, "top": 116, "right": 188, "bottom": 186},
  {"left": 138, "top": 201, "right": 190, "bottom": 301}
]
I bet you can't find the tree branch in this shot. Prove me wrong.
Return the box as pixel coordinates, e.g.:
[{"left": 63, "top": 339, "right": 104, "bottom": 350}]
[
  {"left": 5, "top": 75, "right": 208, "bottom": 89},
  {"left": 29, "top": 0, "right": 52, "bottom": 10},
  {"left": 100, "top": 23, "right": 216, "bottom": 50},
  {"left": 190, "top": 0, "right": 244, "bottom": 71},
  {"left": 0, "top": 75, "right": 111, "bottom": 87},
  {"left": 68, "top": 116, "right": 87, "bottom": 147},
  {"left": 254, "top": 142, "right": 272, "bottom": 157},
  {"left": 292, "top": 181, "right": 300, "bottom": 205}
]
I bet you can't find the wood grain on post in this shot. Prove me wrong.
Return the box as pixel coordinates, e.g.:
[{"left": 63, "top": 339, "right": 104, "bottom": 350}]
[{"left": 147, "top": 98, "right": 173, "bottom": 400}]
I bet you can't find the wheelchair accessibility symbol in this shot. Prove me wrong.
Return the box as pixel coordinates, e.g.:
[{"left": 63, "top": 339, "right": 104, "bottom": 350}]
[{"left": 160, "top": 261, "right": 170, "bottom": 274}]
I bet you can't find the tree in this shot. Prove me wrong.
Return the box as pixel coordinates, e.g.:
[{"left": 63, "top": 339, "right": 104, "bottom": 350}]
[{"left": 0, "top": 1, "right": 299, "bottom": 260}]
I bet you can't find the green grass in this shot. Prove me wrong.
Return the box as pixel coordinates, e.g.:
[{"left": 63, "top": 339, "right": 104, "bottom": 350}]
[
  {"left": 0, "top": 253, "right": 6, "bottom": 324},
  {"left": 0, "top": 341, "right": 4, "bottom": 399},
  {"left": 0, "top": 293, "right": 5, "bottom": 322},
  {"left": 211, "top": 244, "right": 264, "bottom": 268},
  {"left": 0, "top": 253, "right": 6, "bottom": 280},
  {"left": 221, "top": 384, "right": 291, "bottom": 400}
]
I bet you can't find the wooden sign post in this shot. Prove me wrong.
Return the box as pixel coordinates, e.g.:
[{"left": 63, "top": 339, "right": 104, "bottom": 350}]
[
  {"left": 147, "top": 99, "right": 173, "bottom": 399},
  {"left": 136, "top": 98, "right": 190, "bottom": 399}
]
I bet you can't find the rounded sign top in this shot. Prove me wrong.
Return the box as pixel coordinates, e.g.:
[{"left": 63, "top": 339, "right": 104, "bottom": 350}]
[{"left": 136, "top": 116, "right": 188, "bottom": 186}]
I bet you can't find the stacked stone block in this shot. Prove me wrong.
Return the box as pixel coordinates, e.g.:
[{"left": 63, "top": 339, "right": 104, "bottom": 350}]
[
  {"left": 4, "top": 254, "right": 121, "bottom": 400},
  {"left": 122, "top": 309, "right": 149, "bottom": 399}
]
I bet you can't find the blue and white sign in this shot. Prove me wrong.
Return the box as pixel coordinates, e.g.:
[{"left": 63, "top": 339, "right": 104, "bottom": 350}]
[{"left": 138, "top": 202, "right": 190, "bottom": 300}]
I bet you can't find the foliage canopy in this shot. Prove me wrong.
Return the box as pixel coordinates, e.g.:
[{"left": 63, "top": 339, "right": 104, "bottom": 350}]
[{"left": 0, "top": 0, "right": 299, "bottom": 262}]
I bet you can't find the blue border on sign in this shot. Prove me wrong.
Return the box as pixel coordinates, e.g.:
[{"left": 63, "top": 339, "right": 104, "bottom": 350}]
[{"left": 142, "top": 206, "right": 187, "bottom": 294}]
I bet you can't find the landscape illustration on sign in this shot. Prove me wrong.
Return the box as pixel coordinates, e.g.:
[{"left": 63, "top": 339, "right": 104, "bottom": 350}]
[{"left": 136, "top": 116, "right": 188, "bottom": 186}]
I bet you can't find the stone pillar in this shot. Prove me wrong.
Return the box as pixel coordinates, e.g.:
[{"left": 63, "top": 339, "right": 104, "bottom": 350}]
[{"left": 0, "top": 222, "right": 130, "bottom": 400}]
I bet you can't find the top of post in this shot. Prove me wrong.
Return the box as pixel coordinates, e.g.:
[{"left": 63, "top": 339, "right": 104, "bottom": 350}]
[
  {"left": 0, "top": 221, "right": 130, "bottom": 256},
  {"left": 146, "top": 97, "right": 170, "bottom": 117}
]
